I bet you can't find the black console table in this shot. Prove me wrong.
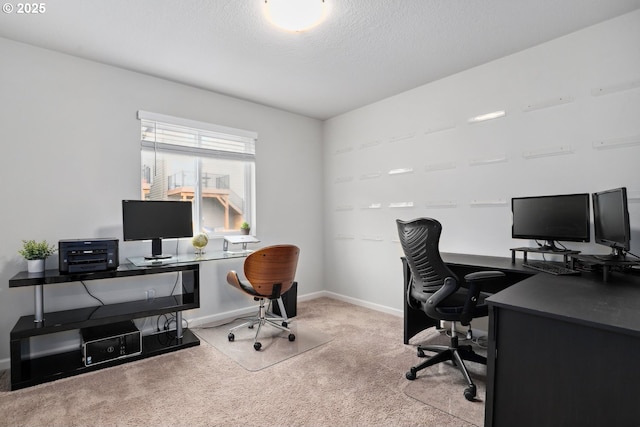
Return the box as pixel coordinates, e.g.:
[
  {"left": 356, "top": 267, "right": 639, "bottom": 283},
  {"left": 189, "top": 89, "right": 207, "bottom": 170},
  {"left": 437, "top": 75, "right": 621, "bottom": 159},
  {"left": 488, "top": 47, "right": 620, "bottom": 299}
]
[{"left": 9, "top": 263, "right": 200, "bottom": 390}]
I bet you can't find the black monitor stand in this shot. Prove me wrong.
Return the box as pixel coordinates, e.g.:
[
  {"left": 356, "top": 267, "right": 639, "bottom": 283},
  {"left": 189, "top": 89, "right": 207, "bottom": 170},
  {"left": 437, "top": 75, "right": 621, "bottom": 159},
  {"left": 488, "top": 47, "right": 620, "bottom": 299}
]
[
  {"left": 144, "top": 238, "right": 173, "bottom": 260},
  {"left": 593, "top": 247, "right": 627, "bottom": 262},
  {"left": 511, "top": 245, "right": 579, "bottom": 266},
  {"left": 537, "top": 240, "right": 568, "bottom": 252},
  {"left": 571, "top": 251, "right": 639, "bottom": 282}
]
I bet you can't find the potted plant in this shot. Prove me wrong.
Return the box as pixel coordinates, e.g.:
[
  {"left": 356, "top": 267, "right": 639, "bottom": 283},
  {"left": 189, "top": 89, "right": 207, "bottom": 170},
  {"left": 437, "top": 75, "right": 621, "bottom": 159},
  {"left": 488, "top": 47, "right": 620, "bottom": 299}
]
[
  {"left": 240, "top": 222, "right": 251, "bottom": 235},
  {"left": 19, "top": 239, "right": 57, "bottom": 273}
]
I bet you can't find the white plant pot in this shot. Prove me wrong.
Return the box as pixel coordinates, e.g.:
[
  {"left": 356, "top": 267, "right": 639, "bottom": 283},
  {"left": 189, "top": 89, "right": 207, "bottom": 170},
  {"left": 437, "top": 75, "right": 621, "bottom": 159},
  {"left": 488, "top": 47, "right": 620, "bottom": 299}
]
[{"left": 27, "top": 259, "right": 45, "bottom": 273}]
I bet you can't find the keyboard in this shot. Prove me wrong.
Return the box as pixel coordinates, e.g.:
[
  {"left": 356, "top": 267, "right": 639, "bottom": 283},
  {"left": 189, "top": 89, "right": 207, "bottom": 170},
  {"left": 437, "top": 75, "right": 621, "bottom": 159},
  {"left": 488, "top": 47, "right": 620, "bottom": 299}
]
[{"left": 523, "top": 261, "right": 580, "bottom": 276}]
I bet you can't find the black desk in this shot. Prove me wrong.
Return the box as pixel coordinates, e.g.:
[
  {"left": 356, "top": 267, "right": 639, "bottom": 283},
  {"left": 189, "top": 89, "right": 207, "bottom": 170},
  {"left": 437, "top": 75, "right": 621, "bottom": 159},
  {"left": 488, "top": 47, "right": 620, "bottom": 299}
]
[
  {"left": 485, "top": 270, "right": 640, "bottom": 427},
  {"left": 401, "top": 252, "right": 640, "bottom": 426}
]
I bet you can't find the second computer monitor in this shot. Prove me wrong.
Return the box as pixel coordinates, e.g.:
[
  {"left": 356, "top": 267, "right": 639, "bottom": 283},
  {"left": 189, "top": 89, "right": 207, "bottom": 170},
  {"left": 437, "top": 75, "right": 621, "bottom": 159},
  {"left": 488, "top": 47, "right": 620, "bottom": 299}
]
[{"left": 592, "top": 187, "right": 630, "bottom": 258}]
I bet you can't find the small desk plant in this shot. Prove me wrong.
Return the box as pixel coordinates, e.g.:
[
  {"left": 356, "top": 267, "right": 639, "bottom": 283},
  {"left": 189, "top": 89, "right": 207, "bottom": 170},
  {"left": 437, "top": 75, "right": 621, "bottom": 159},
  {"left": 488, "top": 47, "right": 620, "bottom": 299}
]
[
  {"left": 19, "top": 239, "right": 57, "bottom": 273},
  {"left": 240, "top": 222, "right": 251, "bottom": 235}
]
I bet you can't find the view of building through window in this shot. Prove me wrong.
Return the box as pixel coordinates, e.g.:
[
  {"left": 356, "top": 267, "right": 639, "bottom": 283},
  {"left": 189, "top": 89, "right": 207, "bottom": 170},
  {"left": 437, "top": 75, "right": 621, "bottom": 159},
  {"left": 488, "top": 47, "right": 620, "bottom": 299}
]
[{"left": 138, "top": 111, "right": 256, "bottom": 237}]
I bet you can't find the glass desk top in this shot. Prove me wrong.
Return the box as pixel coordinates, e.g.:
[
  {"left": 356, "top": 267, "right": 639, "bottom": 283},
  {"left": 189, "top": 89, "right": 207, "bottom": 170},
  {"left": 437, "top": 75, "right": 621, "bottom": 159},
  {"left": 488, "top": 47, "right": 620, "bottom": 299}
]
[{"left": 128, "top": 249, "right": 253, "bottom": 267}]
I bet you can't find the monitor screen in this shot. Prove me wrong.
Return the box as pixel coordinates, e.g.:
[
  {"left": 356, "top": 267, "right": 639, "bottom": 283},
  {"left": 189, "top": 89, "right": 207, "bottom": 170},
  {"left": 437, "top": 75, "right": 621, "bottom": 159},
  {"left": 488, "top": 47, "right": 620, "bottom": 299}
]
[
  {"left": 122, "top": 200, "right": 193, "bottom": 259},
  {"left": 511, "top": 193, "right": 590, "bottom": 250},
  {"left": 592, "top": 187, "right": 630, "bottom": 256}
]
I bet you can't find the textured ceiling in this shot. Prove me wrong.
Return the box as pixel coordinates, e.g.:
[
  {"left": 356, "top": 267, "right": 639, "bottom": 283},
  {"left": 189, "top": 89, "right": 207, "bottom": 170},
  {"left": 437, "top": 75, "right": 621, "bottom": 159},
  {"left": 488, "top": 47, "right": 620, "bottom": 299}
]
[{"left": 1, "top": 0, "right": 640, "bottom": 120}]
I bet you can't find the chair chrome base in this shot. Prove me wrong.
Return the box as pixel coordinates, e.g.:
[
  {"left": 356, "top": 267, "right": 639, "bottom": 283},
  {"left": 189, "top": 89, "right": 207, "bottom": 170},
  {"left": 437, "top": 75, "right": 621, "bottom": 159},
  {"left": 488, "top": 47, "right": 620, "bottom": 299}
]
[
  {"left": 227, "top": 296, "right": 296, "bottom": 351},
  {"left": 406, "top": 324, "right": 486, "bottom": 401}
]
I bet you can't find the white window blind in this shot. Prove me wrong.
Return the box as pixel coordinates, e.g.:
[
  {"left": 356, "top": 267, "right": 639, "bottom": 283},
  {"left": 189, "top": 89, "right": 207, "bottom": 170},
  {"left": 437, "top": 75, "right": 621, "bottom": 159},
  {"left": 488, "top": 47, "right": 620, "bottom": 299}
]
[
  {"left": 136, "top": 110, "right": 257, "bottom": 237},
  {"left": 137, "top": 111, "right": 256, "bottom": 161}
]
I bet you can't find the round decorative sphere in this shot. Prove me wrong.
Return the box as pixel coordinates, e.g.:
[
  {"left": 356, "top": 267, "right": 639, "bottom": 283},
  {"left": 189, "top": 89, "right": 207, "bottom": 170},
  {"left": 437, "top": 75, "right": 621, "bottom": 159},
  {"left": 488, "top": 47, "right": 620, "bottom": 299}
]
[{"left": 192, "top": 233, "right": 209, "bottom": 250}]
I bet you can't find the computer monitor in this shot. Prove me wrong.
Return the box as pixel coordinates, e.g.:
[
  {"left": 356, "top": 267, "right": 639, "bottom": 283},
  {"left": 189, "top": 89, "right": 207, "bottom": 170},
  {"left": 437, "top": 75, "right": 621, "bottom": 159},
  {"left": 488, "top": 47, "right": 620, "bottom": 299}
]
[
  {"left": 122, "top": 200, "right": 193, "bottom": 259},
  {"left": 592, "top": 187, "right": 631, "bottom": 260},
  {"left": 511, "top": 193, "right": 590, "bottom": 251}
]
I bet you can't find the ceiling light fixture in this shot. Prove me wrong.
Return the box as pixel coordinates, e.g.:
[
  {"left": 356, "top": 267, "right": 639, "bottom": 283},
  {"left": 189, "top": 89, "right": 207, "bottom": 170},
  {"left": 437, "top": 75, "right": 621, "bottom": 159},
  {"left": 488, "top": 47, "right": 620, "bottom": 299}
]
[{"left": 264, "top": 0, "right": 327, "bottom": 32}]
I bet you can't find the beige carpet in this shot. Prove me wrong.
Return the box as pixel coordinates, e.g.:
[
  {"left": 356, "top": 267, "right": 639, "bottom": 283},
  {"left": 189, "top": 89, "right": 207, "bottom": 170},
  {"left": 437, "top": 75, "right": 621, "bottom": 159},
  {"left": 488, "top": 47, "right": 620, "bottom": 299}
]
[
  {"left": 403, "top": 329, "right": 487, "bottom": 427},
  {"left": 0, "top": 298, "right": 482, "bottom": 427},
  {"left": 193, "top": 319, "right": 332, "bottom": 371}
]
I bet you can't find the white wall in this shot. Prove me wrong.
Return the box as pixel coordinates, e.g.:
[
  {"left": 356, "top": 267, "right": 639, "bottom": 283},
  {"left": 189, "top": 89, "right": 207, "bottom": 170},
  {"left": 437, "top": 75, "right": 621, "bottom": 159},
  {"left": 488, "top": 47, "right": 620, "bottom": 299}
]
[
  {"left": 0, "top": 38, "right": 325, "bottom": 366},
  {"left": 1, "top": 9, "right": 640, "bottom": 372},
  {"left": 323, "top": 10, "right": 640, "bottom": 311}
]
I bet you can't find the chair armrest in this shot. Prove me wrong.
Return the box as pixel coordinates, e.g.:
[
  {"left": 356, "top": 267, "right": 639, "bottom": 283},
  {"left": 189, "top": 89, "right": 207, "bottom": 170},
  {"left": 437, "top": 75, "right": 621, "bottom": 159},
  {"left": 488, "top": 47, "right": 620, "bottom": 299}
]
[
  {"left": 460, "top": 270, "right": 505, "bottom": 325},
  {"left": 426, "top": 276, "right": 459, "bottom": 318},
  {"left": 464, "top": 270, "right": 505, "bottom": 282},
  {"left": 227, "top": 270, "right": 242, "bottom": 288},
  {"left": 227, "top": 270, "right": 258, "bottom": 296}
]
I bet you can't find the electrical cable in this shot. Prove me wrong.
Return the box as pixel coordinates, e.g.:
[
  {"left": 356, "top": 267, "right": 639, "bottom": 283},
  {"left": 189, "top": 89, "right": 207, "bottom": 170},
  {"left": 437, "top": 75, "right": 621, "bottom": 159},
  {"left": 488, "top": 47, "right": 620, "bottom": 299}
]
[
  {"left": 157, "top": 314, "right": 190, "bottom": 340},
  {"left": 169, "top": 272, "right": 180, "bottom": 296},
  {"left": 472, "top": 334, "right": 488, "bottom": 349},
  {"left": 156, "top": 313, "right": 170, "bottom": 332},
  {"left": 197, "top": 315, "right": 257, "bottom": 330},
  {"left": 625, "top": 250, "right": 640, "bottom": 260},
  {"left": 81, "top": 281, "right": 105, "bottom": 305},
  {"left": 156, "top": 312, "right": 190, "bottom": 333}
]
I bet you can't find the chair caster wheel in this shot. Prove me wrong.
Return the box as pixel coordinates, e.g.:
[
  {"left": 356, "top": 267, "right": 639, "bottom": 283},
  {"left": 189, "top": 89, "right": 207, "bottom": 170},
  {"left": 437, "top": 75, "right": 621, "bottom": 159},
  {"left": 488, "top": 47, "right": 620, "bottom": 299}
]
[
  {"left": 248, "top": 324, "right": 254, "bottom": 329},
  {"left": 417, "top": 349, "right": 426, "bottom": 358},
  {"left": 406, "top": 369, "right": 417, "bottom": 380},
  {"left": 254, "top": 342, "right": 262, "bottom": 351},
  {"left": 464, "top": 384, "right": 477, "bottom": 401},
  {"left": 227, "top": 333, "right": 234, "bottom": 342},
  {"left": 288, "top": 333, "right": 296, "bottom": 341},
  {"left": 282, "top": 321, "right": 288, "bottom": 327}
]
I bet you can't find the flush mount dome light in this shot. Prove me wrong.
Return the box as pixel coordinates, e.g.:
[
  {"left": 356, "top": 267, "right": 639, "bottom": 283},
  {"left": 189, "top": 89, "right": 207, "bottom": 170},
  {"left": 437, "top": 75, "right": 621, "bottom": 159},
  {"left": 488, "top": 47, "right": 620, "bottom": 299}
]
[{"left": 264, "top": 0, "right": 327, "bottom": 32}]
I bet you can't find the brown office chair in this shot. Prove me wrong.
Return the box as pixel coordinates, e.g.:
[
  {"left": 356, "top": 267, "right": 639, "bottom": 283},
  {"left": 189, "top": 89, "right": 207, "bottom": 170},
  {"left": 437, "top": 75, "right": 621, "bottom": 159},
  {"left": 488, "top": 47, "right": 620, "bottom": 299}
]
[
  {"left": 396, "top": 218, "right": 505, "bottom": 401},
  {"left": 226, "top": 244, "right": 300, "bottom": 351}
]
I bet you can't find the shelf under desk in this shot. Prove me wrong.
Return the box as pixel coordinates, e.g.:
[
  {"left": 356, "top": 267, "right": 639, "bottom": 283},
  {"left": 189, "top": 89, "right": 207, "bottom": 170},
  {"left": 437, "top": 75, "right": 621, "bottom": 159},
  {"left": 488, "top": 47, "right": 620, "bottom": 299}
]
[
  {"left": 10, "top": 329, "right": 200, "bottom": 390},
  {"left": 9, "top": 262, "right": 201, "bottom": 390}
]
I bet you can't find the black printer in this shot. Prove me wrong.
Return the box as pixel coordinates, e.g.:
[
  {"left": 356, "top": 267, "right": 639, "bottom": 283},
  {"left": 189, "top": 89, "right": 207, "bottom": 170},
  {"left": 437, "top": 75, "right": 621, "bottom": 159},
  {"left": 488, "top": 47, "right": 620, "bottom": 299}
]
[{"left": 59, "top": 238, "right": 119, "bottom": 273}]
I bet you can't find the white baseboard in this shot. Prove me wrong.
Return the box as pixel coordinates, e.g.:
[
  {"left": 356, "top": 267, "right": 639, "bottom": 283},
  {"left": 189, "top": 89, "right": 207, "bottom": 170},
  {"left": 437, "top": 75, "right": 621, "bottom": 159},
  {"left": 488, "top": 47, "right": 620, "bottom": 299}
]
[
  {"left": 318, "top": 291, "right": 403, "bottom": 317},
  {"left": 186, "top": 290, "right": 329, "bottom": 329},
  {"left": 185, "top": 290, "right": 402, "bottom": 328}
]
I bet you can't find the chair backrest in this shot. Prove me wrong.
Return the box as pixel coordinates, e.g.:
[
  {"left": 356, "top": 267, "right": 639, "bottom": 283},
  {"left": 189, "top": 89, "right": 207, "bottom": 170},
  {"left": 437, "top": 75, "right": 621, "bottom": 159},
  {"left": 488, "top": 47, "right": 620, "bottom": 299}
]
[
  {"left": 244, "top": 244, "right": 300, "bottom": 298},
  {"left": 396, "top": 218, "right": 458, "bottom": 303}
]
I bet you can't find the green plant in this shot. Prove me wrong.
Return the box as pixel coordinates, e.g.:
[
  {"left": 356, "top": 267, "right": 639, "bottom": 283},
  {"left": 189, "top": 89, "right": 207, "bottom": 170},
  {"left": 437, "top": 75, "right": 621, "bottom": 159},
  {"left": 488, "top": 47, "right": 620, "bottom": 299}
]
[
  {"left": 18, "top": 240, "right": 57, "bottom": 260},
  {"left": 240, "top": 222, "right": 250, "bottom": 230}
]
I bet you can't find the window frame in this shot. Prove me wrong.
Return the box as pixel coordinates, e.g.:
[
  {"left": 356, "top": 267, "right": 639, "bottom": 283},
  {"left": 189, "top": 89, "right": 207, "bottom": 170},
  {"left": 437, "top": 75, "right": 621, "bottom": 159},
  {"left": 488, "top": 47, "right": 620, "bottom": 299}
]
[{"left": 137, "top": 111, "right": 257, "bottom": 238}]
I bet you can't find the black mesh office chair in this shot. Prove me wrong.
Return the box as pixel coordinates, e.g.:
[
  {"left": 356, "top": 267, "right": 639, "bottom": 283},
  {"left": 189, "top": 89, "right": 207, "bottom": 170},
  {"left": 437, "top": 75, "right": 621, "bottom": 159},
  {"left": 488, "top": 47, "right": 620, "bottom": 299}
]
[{"left": 396, "top": 218, "right": 505, "bottom": 401}]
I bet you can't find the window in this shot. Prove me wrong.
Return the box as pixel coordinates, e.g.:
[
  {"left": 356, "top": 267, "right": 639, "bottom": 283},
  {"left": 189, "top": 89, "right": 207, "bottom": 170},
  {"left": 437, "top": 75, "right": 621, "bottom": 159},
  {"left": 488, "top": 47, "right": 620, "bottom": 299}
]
[{"left": 137, "top": 111, "right": 256, "bottom": 237}]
